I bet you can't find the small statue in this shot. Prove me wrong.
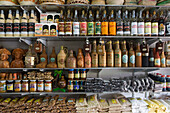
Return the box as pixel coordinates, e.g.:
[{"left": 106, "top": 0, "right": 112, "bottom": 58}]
[
  {"left": 0, "top": 48, "right": 11, "bottom": 68},
  {"left": 10, "top": 48, "right": 25, "bottom": 68}
]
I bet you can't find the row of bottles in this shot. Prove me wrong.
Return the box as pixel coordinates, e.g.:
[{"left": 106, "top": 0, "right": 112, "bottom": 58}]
[
  {"left": 0, "top": 10, "right": 37, "bottom": 37},
  {"left": 58, "top": 9, "right": 170, "bottom": 36}
]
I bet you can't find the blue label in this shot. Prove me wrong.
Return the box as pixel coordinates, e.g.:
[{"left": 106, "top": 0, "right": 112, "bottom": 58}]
[
  {"left": 50, "top": 58, "right": 55, "bottom": 63},
  {"left": 41, "top": 57, "right": 46, "bottom": 62},
  {"left": 130, "top": 55, "right": 135, "bottom": 64},
  {"left": 122, "top": 55, "right": 128, "bottom": 63},
  {"left": 161, "top": 58, "right": 165, "bottom": 64},
  {"left": 150, "top": 57, "right": 154, "bottom": 62},
  {"left": 136, "top": 52, "right": 141, "bottom": 56},
  {"left": 74, "top": 85, "right": 79, "bottom": 90}
]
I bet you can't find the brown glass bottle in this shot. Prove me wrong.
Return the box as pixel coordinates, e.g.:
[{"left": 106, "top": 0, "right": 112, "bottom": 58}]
[
  {"left": 59, "top": 10, "right": 65, "bottom": 36},
  {"left": 136, "top": 43, "right": 142, "bottom": 67},
  {"left": 101, "top": 10, "right": 108, "bottom": 36},
  {"left": 109, "top": 10, "right": 116, "bottom": 36},
  {"left": 66, "top": 50, "right": 76, "bottom": 68},
  {"left": 21, "top": 10, "right": 28, "bottom": 37},
  {"left": 106, "top": 40, "right": 114, "bottom": 67},
  {"left": 49, "top": 47, "right": 57, "bottom": 63},
  {"left": 115, "top": 40, "right": 121, "bottom": 67},
  {"left": 99, "top": 41, "right": 106, "bottom": 67},
  {"left": 129, "top": 42, "right": 135, "bottom": 67},
  {"left": 160, "top": 51, "right": 166, "bottom": 67},
  {"left": 40, "top": 46, "right": 48, "bottom": 64},
  {"left": 121, "top": 41, "right": 128, "bottom": 67},
  {"left": 91, "top": 40, "right": 98, "bottom": 67},
  {"left": 156, "top": 39, "right": 164, "bottom": 56},
  {"left": 154, "top": 51, "right": 160, "bottom": 67},
  {"left": 84, "top": 39, "right": 91, "bottom": 53},
  {"left": 77, "top": 48, "right": 84, "bottom": 68},
  {"left": 34, "top": 41, "right": 42, "bottom": 53},
  {"left": 65, "top": 9, "right": 72, "bottom": 36},
  {"left": 141, "top": 40, "right": 149, "bottom": 67}
]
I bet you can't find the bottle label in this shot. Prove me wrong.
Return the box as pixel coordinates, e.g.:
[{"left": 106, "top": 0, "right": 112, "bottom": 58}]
[
  {"left": 99, "top": 53, "right": 106, "bottom": 66},
  {"left": 88, "top": 22, "right": 94, "bottom": 35},
  {"left": 138, "top": 22, "right": 144, "bottom": 35},
  {"left": 21, "top": 22, "right": 28, "bottom": 34},
  {"left": 28, "top": 22, "right": 35, "bottom": 35},
  {"left": 6, "top": 23, "right": 13, "bottom": 33},
  {"left": 101, "top": 22, "right": 108, "bottom": 35},
  {"left": 68, "top": 73, "right": 74, "bottom": 79},
  {"left": 161, "top": 58, "right": 165, "bottom": 65},
  {"left": 14, "top": 83, "right": 21, "bottom": 91},
  {"left": 58, "top": 22, "right": 64, "bottom": 35},
  {"left": 50, "top": 58, "right": 55, "bottom": 63},
  {"left": 159, "top": 23, "right": 165, "bottom": 35},
  {"left": 116, "top": 23, "right": 123, "bottom": 35},
  {"left": 85, "top": 58, "right": 91, "bottom": 67},
  {"left": 123, "top": 24, "right": 130, "bottom": 35},
  {"left": 92, "top": 53, "right": 98, "bottom": 67},
  {"left": 167, "top": 82, "right": 170, "bottom": 88},
  {"left": 41, "top": 57, "right": 46, "bottom": 63},
  {"left": 155, "top": 58, "right": 160, "bottom": 66},
  {"left": 81, "top": 73, "right": 86, "bottom": 78},
  {"left": 45, "top": 83, "right": 51, "bottom": 91},
  {"left": 95, "top": 22, "right": 101, "bottom": 35},
  {"left": 130, "top": 55, "right": 135, "bottom": 64},
  {"left": 74, "top": 85, "right": 79, "bottom": 90},
  {"left": 145, "top": 22, "right": 151, "bottom": 35},
  {"left": 149, "top": 57, "right": 154, "bottom": 62},
  {"left": 122, "top": 54, "right": 128, "bottom": 63},
  {"left": 13, "top": 23, "right": 20, "bottom": 33},
  {"left": 167, "top": 59, "right": 170, "bottom": 65},
  {"left": 107, "top": 53, "right": 113, "bottom": 65},
  {"left": 80, "top": 22, "right": 87, "bottom": 35},
  {"left": 75, "top": 73, "right": 80, "bottom": 79},
  {"left": 68, "top": 85, "right": 73, "bottom": 90},
  {"left": 0, "top": 23, "right": 4, "bottom": 33},
  {"left": 22, "top": 83, "right": 28, "bottom": 91},
  {"left": 109, "top": 22, "right": 116, "bottom": 35},
  {"left": 65, "top": 22, "right": 72, "bottom": 35},
  {"left": 152, "top": 22, "right": 158, "bottom": 35},
  {"left": 162, "top": 82, "right": 166, "bottom": 88},
  {"left": 38, "top": 83, "right": 44, "bottom": 91},
  {"left": 115, "top": 54, "right": 121, "bottom": 65},
  {"left": 136, "top": 52, "right": 141, "bottom": 56},
  {"left": 131, "top": 22, "right": 137, "bottom": 35},
  {"left": 166, "top": 22, "right": 170, "bottom": 35},
  {"left": 25, "top": 56, "right": 35, "bottom": 66},
  {"left": 73, "top": 22, "right": 80, "bottom": 35},
  {"left": 7, "top": 84, "right": 13, "bottom": 91}
]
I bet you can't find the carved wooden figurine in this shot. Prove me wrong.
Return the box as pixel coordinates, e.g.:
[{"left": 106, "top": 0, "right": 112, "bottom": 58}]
[
  {"left": 10, "top": 48, "right": 25, "bottom": 68},
  {"left": 0, "top": 48, "right": 11, "bottom": 68}
]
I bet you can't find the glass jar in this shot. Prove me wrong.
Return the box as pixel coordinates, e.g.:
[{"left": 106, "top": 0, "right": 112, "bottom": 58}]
[
  {"left": 13, "top": 73, "right": 17, "bottom": 80},
  {"left": 74, "top": 69, "right": 80, "bottom": 80},
  {"left": 68, "top": 69, "right": 74, "bottom": 80},
  {"left": 81, "top": 69, "right": 86, "bottom": 80},
  {"left": 0, "top": 80, "right": 6, "bottom": 93},
  {"left": 38, "top": 80, "right": 44, "bottom": 92},
  {"left": 30, "top": 80, "right": 36, "bottom": 92},
  {"left": 14, "top": 80, "right": 21, "bottom": 92},
  {"left": 67, "top": 80, "right": 73, "bottom": 92},
  {"left": 7, "top": 80, "right": 13, "bottom": 92},
  {"left": 22, "top": 80, "right": 28, "bottom": 92},
  {"left": 45, "top": 80, "right": 52, "bottom": 92}
]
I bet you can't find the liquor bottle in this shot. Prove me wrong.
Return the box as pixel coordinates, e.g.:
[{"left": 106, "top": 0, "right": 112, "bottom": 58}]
[
  {"left": 121, "top": 41, "right": 128, "bottom": 67},
  {"left": 154, "top": 52, "right": 160, "bottom": 67},
  {"left": 138, "top": 10, "right": 144, "bottom": 36},
  {"left": 58, "top": 10, "right": 65, "bottom": 36},
  {"left": 115, "top": 40, "right": 121, "bottom": 67},
  {"left": 88, "top": 10, "right": 94, "bottom": 36},
  {"left": 84, "top": 39, "right": 91, "bottom": 53},
  {"left": 57, "top": 46, "right": 66, "bottom": 68},
  {"left": 129, "top": 42, "right": 135, "bottom": 67},
  {"left": 123, "top": 10, "right": 130, "bottom": 36},
  {"left": 25, "top": 44, "right": 35, "bottom": 68},
  {"left": 149, "top": 48, "right": 154, "bottom": 67},
  {"left": 145, "top": 11, "right": 151, "bottom": 36},
  {"left": 95, "top": 10, "right": 101, "bottom": 36},
  {"left": 77, "top": 48, "right": 84, "bottom": 68},
  {"left": 0, "top": 10, "right": 5, "bottom": 37},
  {"left": 151, "top": 10, "right": 158, "bottom": 36},
  {"left": 166, "top": 52, "right": 170, "bottom": 67},
  {"left": 21, "top": 10, "right": 28, "bottom": 37},
  {"left": 116, "top": 10, "right": 123, "bottom": 36},
  {"left": 97, "top": 39, "right": 105, "bottom": 55},
  {"left": 34, "top": 41, "right": 42, "bottom": 53},
  {"left": 160, "top": 51, "right": 166, "bottom": 67},
  {"left": 6, "top": 10, "right": 13, "bottom": 37},
  {"left": 34, "top": 12, "right": 38, "bottom": 23},
  {"left": 109, "top": 10, "right": 116, "bottom": 36},
  {"left": 165, "top": 11, "right": 170, "bottom": 36},
  {"left": 28, "top": 10, "right": 35, "bottom": 37},
  {"left": 13, "top": 10, "right": 20, "bottom": 37},
  {"left": 156, "top": 39, "right": 164, "bottom": 56},
  {"left": 159, "top": 11, "right": 165, "bottom": 36},
  {"left": 106, "top": 40, "right": 114, "bottom": 67},
  {"left": 80, "top": 10, "right": 87, "bottom": 36},
  {"left": 40, "top": 46, "right": 48, "bottom": 64},
  {"left": 99, "top": 40, "right": 106, "bottom": 67},
  {"left": 65, "top": 9, "right": 72, "bottom": 36},
  {"left": 141, "top": 40, "right": 149, "bottom": 67},
  {"left": 85, "top": 52, "right": 91, "bottom": 68},
  {"left": 49, "top": 47, "right": 57, "bottom": 64},
  {"left": 66, "top": 50, "right": 76, "bottom": 68},
  {"left": 101, "top": 10, "right": 108, "bottom": 36},
  {"left": 164, "top": 41, "right": 170, "bottom": 57},
  {"left": 131, "top": 10, "right": 137, "bottom": 36},
  {"left": 73, "top": 10, "right": 80, "bottom": 36},
  {"left": 136, "top": 43, "right": 142, "bottom": 67},
  {"left": 91, "top": 40, "right": 98, "bottom": 67}
]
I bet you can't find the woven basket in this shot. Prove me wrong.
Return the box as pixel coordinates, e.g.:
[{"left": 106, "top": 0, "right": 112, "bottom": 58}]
[
  {"left": 0, "top": 0, "right": 18, "bottom": 5},
  {"left": 91, "top": 0, "right": 105, "bottom": 5},
  {"left": 39, "top": 0, "right": 65, "bottom": 4},
  {"left": 138, "top": 0, "right": 157, "bottom": 6},
  {"left": 67, "top": 0, "right": 89, "bottom": 4},
  {"left": 106, "top": 0, "right": 124, "bottom": 5},
  {"left": 18, "top": 0, "right": 38, "bottom": 5}
]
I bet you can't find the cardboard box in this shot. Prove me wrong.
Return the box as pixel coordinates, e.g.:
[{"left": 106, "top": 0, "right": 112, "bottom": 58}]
[{"left": 40, "top": 13, "right": 60, "bottom": 23}]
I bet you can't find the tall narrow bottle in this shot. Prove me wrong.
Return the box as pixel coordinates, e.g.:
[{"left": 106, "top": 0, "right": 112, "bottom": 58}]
[
  {"left": 65, "top": 9, "right": 72, "bottom": 36},
  {"left": 6, "top": 10, "right": 13, "bottom": 37},
  {"left": 106, "top": 40, "right": 114, "bottom": 67},
  {"left": 165, "top": 11, "right": 170, "bottom": 36},
  {"left": 95, "top": 10, "right": 101, "bottom": 36},
  {"left": 91, "top": 40, "right": 98, "bottom": 67},
  {"left": 13, "top": 10, "right": 20, "bottom": 37},
  {"left": 160, "top": 51, "right": 166, "bottom": 67},
  {"left": 101, "top": 10, "right": 108, "bottom": 36},
  {"left": 109, "top": 10, "right": 116, "bottom": 36},
  {"left": 40, "top": 46, "right": 48, "bottom": 64},
  {"left": 145, "top": 11, "right": 151, "bottom": 36},
  {"left": 151, "top": 10, "right": 158, "bottom": 36},
  {"left": 154, "top": 52, "right": 160, "bottom": 67},
  {"left": 57, "top": 46, "right": 66, "bottom": 68},
  {"left": 25, "top": 44, "right": 35, "bottom": 68},
  {"left": 136, "top": 43, "right": 142, "bottom": 67},
  {"left": 84, "top": 39, "right": 91, "bottom": 53},
  {"left": 88, "top": 10, "right": 94, "bottom": 36},
  {"left": 49, "top": 47, "right": 57, "bottom": 64},
  {"left": 123, "top": 10, "right": 130, "bottom": 36},
  {"left": 28, "top": 10, "right": 35, "bottom": 37},
  {"left": 138, "top": 10, "right": 144, "bottom": 36},
  {"left": 21, "top": 10, "right": 28, "bottom": 37},
  {"left": 129, "top": 42, "right": 135, "bottom": 67},
  {"left": 0, "top": 10, "right": 5, "bottom": 37},
  {"left": 58, "top": 10, "right": 65, "bottom": 36},
  {"left": 80, "top": 10, "right": 87, "bottom": 36},
  {"left": 115, "top": 40, "right": 121, "bottom": 67},
  {"left": 159, "top": 11, "right": 165, "bottom": 36},
  {"left": 131, "top": 10, "right": 137, "bottom": 36},
  {"left": 121, "top": 41, "right": 128, "bottom": 67},
  {"left": 141, "top": 40, "right": 149, "bottom": 67},
  {"left": 66, "top": 50, "right": 76, "bottom": 68},
  {"left": 116, "top": 10, "right": 123, "bottom": 36},
  {"left": 77, "top": 48, "right": 84, "bottom": 68},
  {"left": 156, "top": 39, "right": 164, "bottom": 56},
  {"left": 99, "top": 40, "right": 106, "bottom": 67},
  {"left": 149, "top": 48, "right": 154, "bottom": 67},
  {"left": 85, "top": 52, "right": 91, "bottom": 68},
  {"left": 73, "top": 10, "right": 80, "bottom": 36}
]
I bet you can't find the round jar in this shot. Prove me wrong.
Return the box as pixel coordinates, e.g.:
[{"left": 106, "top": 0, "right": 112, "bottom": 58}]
[
  {"left": 68, "top": 69, "right": 74, "bottom": 80},
  {"left": 30, "top": 80, "right": 36, "bottom": 92},
  {"left": 0, "top": 80, "right": 6, "bottom": 93},
  {"left": 22, "top": 80, "right": 29, "bottom": 92},
  {"left": 38, "top": 80, "right": 44, "bottom": 92},
  {"left": 7, "top": 80, "right": 13, "bottom": 92},
  {"left": 74, "top": 69, "right": 80, "bottom": 80},
  {"left": 14, "top": 80, "right": 21, "bottom": 92},
  {"left": 45, "top": 80, "right": 52, "bottom": 92},
  {"left": 81, "top": 69, "right": 86, "bottom": 80}
]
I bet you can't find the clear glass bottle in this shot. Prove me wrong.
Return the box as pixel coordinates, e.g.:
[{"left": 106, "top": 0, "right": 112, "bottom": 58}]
[
  {"left": 0, "top": 10, "right": 5, "bottom": 37},
  {"left": 115, "top": 40, "right": 121, "bottom": 67},
  {"left": 21, "top": 10, "right": 28, "bottom": 37},
  {"left": 121, "top": 41, "right": 128, "bottom": 67},
  {"left": 138, "top": 10, "right": 144, "bottom": 36},
  {"left": 6, "top": 10, "right": 13, "bottom": 37},
  {"left": 131, "top": 10, "right": 137, "bottom": 36},
  {"left": 116, "top": 10, "right": 123, "bottom": 36},
  {"left": 165, "top": 11, "right": 170, "bottom": 36},
  {"left": 25, "top": 44, "right": 35, "bottom": 68},
  {"left": 91, "top": 40, "right": 98, "bottom": 67},
  {"left": 13, "top": 10, "right": 20, "bottom": 37},
  {"left": 73, "top": 10, "right": 80, "bottom": 36},
  {"left": 145, "top": 11, "right": 151, "bottom": 36},
  {"left": 80, "top": 10, "right": 87, "bottom": 36},
  {"left": 123, "top": 10, "right": 130, "bottom": 36},
  {"left": 28, "top": 10, "right": 35, "bottom": 37},
  {"left": 129, "top": 42, "right": 135, "bottom": 67}
]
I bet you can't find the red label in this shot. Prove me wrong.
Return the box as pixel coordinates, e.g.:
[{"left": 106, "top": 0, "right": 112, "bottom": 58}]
[{"left": 80, "top": 22, "right": 87, "bottom": 35}]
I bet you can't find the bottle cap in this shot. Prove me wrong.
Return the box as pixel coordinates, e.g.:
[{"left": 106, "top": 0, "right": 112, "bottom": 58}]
[{"left": 69, "top": 69, "right": 74, "bottom": 71}]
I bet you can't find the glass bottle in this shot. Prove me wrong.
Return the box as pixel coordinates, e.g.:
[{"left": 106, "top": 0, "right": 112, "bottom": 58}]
[
  {"left": 91, "top": 40, "right": 98, "bottom": 67},
  {"left": 58, "top": 10, "right": 65, "bottom": 36},
  {"left": 66, "top": 50, "right": 76, "bottom": 68},
  {"left": 160, "top": 51, "right": 166, "bottom": 67},
  {"left": 151, "top": 10, "right": 158, "bottom": 36},
  {"left": 154, "top": 52, "right": 160, "bottom": 67},
  {"left": 149, "top": 48, "right": 154, "bottom": 67},
  {"left": 49, "top": 47, "right": 57, "bottom": 64},
  {"left": 77, "top": 48, "right": 84, "bottom": 68},
  {"left": 95, "top": 10, "right": 101, "bottom": 36},
  {"left": 159, "top": 10, "right": 165, "bottom": 36},
  {"left": 166, "top": 52, "right": 170, "bottom": 67},
  {"left": 116, "top": 10, "right": 123, "bottom": 36},
  {"left": 88, "top": 10, "right": 94, "bottom": 36},
  {"left": 131, "top": 10, "right": 137, "bottom": 36},
  {"left": 13, "top": 10, "right": 20, "bottom": 37},
  {"left": 80, "top": 10, "right": 87, "bottom": 36},
  {"left": 115, "top": 40, "right": 121, "bottom": 67},
  {"left": 156, "top": 39, "right": 164, "bottom": 56},
  {"left": 84, "top": 39, "right": 91, "bottom": 53},
  {"left": 106, "top": 40, "right": 114, "bottom": 67},
  {"left": 28, "top": 10, "right": 35, "bottom": 37},
  {"left": 21, "top": 10, "right": 28, "bottom": 37},
  {"left": 165, "top": 11, "right": 170, "bottom": 36},
  {"left": 123, "top": 10, "right": 130, "bottom": 36},
  {"left": 129, "top": 42, "right": 135, "bottom": 67},
  {"left": 85, "top": 52, "right": 91, "bottom": 68},
  {"left": 121, "top": 41, "right": 128, "bottom": 67},
  {"left": 138, "top": 10, "right": 144, "bottom": 36},
  {"left": 101, "top": 10, "right": 108, "bottom": 36},
  {"left": 145, "top": 11, "right": 151, "bottom": 36},
  {"left": 65, "top": 9, "right": 72, "bottom": 36},
  {"left": 99, "top": 40, "right": 106, "bottom": 67},
  {"left": 109, "top": 10, "right": 116, "bottom": 36},
  {"left": 40, "top": 46, "right": 48, "bottom": 64},
  {"left": 25, "top": 44, "right": 35, "bottom": 68},
  {"left": 6, "top": 10, "right": 13, "bottom": 37},
  {"left": 73, "top": 10, "right": 80, "bottom": 36},
  {"left": 136, "top": 43, "right": 142, "bottom": 67},
  {"left": 141, "top": 40, "right": 149, "bottom": 67},
  {"left": 0, "top": 10, "right": 5, "bottom": 37},
  {"left": 57, "top": 46, "right": 66, "bottom": 68}
]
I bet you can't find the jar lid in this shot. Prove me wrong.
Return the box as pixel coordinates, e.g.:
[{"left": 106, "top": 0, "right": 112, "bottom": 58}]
[
  {"left": 15, "top": 80, "right": 21, "bottom": 82},
  {"left": 82, "top": 69, "right": 86, "bottom": 71},
  {"left": 0, "top": 80, "right": 6, "bottom": 83},
  {"left": 45, "top": 80, "right": 51, "bottom": 82},
  {"left": 167, "top": 75, "right": 170, "bottom": 77},
  {"left": 30, "top": 80, "right": 36, "bottom": 82},
  {"left": 7, "top": 80, "right": 13, "bottom": 82},
  {"left": 38, "top": 80, "right": 44, "bottom": 81},
  {"left": 69, "top": 69, "right": 74, "bottom": 71},
  {"left": 22, "top": 80, "right": 28, "bottom": 82}
]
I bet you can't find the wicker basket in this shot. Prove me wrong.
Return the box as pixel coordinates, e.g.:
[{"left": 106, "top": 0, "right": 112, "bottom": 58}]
[
  {"left": 91, "top": 0, "right": 105, "bottom": 5},
  {"left": 39, "top": 0, "right": 65, "bottom": 4},
  {"left": 67, "top": 0, "right": 89, "bottom": 4},
  {"left": 138, "top": 0, "right": 157, "bottom": 6},
  {"left": 18, "top": 0, "right": 38, "bottom": 5},
  {"left": 106, "top": 0, "right": 124, "bottom": 5},
  {"left": 0, "top": 0, "right": 18, "bottom": 5}
]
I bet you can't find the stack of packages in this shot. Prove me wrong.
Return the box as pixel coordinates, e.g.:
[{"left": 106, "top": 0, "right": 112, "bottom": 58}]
[
  {"left": 135, "top": 98, "right": 149, "bottom": 113},
  {"left": 66, "top": 98, "right": 77, "bottom": 113},
  {"left": 118, "top": 98, "right": 132, "bottom": 113},
  {"left": 144, "top": 99, "right": 159, "bottom": 113},
  {"left": 76, "top": 97, "right": 88, "bottom": 113},
  {"left": 128, "top": 98, "right": 140, "bottom": 113},
  {"left": 87, "top": 95, "right": 100, "bottom": 113},
  {"left": 108, "top": 98, "right": 122, "bottom": 113},
  {"left": 98, "top": 99, "right": 109, "bottom": 113}
]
